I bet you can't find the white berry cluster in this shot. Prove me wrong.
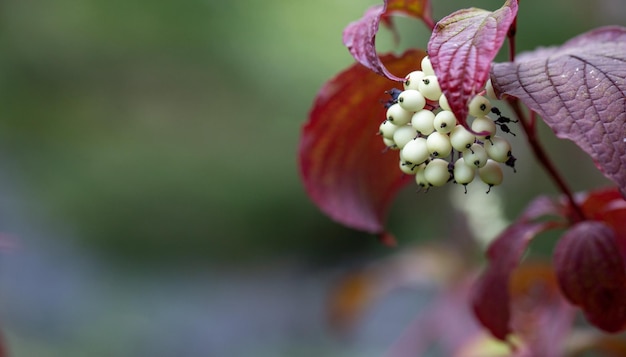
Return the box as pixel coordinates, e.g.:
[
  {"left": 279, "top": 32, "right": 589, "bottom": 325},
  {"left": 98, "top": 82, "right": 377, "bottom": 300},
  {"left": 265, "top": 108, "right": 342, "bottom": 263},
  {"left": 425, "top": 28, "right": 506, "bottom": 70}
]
[{"left": 378, "top": 56, "right": 517, "bottom": 193}]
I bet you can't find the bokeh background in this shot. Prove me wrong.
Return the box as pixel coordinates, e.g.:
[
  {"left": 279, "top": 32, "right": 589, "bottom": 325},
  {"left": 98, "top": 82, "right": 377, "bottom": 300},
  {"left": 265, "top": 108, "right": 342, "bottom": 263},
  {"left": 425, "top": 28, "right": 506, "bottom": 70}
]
[{"left": 0, "top": 0, "right": 622, "bottom": 356}]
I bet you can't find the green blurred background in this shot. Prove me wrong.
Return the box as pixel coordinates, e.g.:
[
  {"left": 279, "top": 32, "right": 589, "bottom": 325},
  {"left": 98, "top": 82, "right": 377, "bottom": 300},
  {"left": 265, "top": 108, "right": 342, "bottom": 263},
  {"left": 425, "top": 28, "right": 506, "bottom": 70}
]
[{"left": 0, "top": 0, "right": 621, "bottom": 356}]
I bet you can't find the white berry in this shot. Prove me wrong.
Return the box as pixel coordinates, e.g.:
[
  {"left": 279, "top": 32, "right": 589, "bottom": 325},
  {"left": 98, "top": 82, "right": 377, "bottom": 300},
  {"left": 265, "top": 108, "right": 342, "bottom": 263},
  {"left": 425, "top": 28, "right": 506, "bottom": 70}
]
[
  {"left": 433, "top": 110, "right": 457, "bottom": 134},
  {"left": 426, "top": 131, "right": 452, "bottom": 158},
  {"left": 479, "top": 159, "right": 504, "bottom": 188},
  {"left": 386, "top": 103, "right": 413, "bottom": 126},
  {"left": 404, "top": 71, "right": 426, "bottom": 91},
  {"left": 383, "top": 137, "right": 398, "bottom": 150},
  {"left": 399, "top": 159, "right": 419, "bottom": 175},
  {"left": 378, "top": 120, "right": 397, "bottom": 139},
  {"left": 392, "top": 125, "right": 418, "bottom": 149},
  {"left": 421, "top": 56, "right": 435, "bottom": 76},
  {"left": 471, "top": 116, "right": 497, "bottom": 140},
  {"left": 485, "top": 79, "right": 497, "bottom": 100},
  {"left": 398, "top": 90, "right": 426, "bottom": 112},
  {"left": 418, "top": 75, "right": 442, "bottom": 101},
  {"left": 468, "top": 95, "right": 492, "bottom": 117},
  {"left": 424, "top": 159, "right": 450, "bottom": 187},
  {"left": 414, "top": 164, "right": 429, "bottom": 188},
  {"left": 453, "top": 157, "right": 475, "bottom": 185},
  {"left": 484, "top": 136, "right": 512, "bottom": 163},
  {"left": 449, "top": 125, "right": 476, "bottom": 152},
  {"left": 411, "top": 110, "right": 435, "bottom": 136},
  {"left": 400, "top": 138, "right": 429, "bottom": 166},
  {"left": 439, "top": 94, "right": 451, "bottom": 111},
  {"left": 463, "top": 143, "right": 488, "bottom": 168}
]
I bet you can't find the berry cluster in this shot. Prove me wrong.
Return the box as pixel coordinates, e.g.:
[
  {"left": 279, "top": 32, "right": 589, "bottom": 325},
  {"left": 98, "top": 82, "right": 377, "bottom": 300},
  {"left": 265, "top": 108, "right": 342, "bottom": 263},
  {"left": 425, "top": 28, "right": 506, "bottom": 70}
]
[{"left": 378, "top": 56, "right": 517, "bottom": 193}]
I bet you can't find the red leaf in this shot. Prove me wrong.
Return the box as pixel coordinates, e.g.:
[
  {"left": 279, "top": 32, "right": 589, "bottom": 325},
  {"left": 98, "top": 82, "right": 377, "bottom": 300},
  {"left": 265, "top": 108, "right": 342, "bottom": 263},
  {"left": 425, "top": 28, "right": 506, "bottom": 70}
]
[
  {"left": 343, "top": 0, "right": 433, "bottom": 81},
  {"left": 427, "top": 0, "right": 517, "bottom": 129},
  {"left": 490, "top": 26, "right": 626, "bottom": 196},
  {"left": 471, "top": 221, "right": 555, "bottom": 340},
  {"left": 299, "top": 50, "right": 426, "bottom": 235},
  {"left": 553, "top": 221, "right": 626, "bottom": 332}
]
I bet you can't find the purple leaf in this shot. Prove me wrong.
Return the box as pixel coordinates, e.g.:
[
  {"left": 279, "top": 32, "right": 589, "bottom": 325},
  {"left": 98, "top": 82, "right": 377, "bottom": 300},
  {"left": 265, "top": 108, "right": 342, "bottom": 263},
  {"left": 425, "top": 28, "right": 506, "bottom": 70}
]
[
  {"left": 343, "top": 0, "right": 434, "bottom": 82},
  {"left": 491, "top": 26, "right": 626, "bottom": 196},
  {"left": 553, "top": 221, "right": 626, "bottom": 332},
  {"left": 427, "top": 0, "right": 518, "bottom": 129}
]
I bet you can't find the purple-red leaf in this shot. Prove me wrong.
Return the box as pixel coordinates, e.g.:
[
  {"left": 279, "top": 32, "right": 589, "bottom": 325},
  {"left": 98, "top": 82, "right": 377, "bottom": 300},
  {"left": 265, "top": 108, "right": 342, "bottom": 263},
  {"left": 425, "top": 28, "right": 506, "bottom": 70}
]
[
  {"left": 553, "top": 221, "right": 626, "bottom": 332},
  {"left": 471, "top": 221, "right": 555, "bottom": 340},
  {"left": 491, "top": 26, "right": 626, "bottom": 196},
  {"left": 299, "top": 50, "right": 426, "bottom": 236},
  {"left": 343, "top": 0, "right": 433, "bottom": 82},
  {"left": 427, "top": 0, "right": 518, "bottom": 129}
]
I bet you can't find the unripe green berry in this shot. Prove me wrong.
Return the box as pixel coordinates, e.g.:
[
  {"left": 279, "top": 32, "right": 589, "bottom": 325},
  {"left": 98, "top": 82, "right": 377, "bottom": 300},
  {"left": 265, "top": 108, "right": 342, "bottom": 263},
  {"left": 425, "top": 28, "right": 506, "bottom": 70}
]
[
  {"left": 400, "top": 138, "right": 429, "bottom": 166},
  {"left": 404, "top": 71, "right": 425, "bottom": 91},
  {"left": 471, "top": 116, "right": 497, "bottom": 140},
  {"left": 453, "top": 157, "right": 475, "bottom": 185},
  {"left": 468, "top": 95, "right": 492, "bottom": 117},
  {"left": 433, "top": 110, "right": 457, "bottom": 134},
  {"left": 449, "top": 125, "right": 476, "bottom": 152},
  {"left": 484, "top": 136, "right": 512, "bottom": 163},
  {"left": 411, "top": 110, "right": 435, "bottom": 136},
  {"left": 418, "top": 75, "right": 442, "bottom": 101},
  {"left": 479, "top": 159, "right": 504, "bottom": 188},
  {"left": 398, "top": 89, "right": 426, "bottom": 112},
  {"left": 426, "top": 131, "right": 452, "bottom": 158},
  {"left": 386, "top": 103, "right": 412, "bottom": 126},
  {"left": 378, "top": 120, "right": 397, "bottom": 139},
  {"left": 392, "top": 125, "right": 418, "bottom": 149},
  {"left": 421, "top": 56, "right": 435, "bottom": 76},
  {"left": 463, "top": 143, "right": 488, "bottom": 168},
  {"left": 424, "top": 159, "right": 450, "bottom": 187},
  {"left": 439, "top": 94, "right": 451, "bottom": 111}
]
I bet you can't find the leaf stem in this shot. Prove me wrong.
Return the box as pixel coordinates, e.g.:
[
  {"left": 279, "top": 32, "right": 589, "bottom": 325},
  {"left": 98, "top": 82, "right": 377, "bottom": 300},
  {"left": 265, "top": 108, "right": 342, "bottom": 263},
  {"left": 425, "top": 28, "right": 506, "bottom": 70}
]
[{"left": 507, "top": 99, "right": 585, "bottom": 222}]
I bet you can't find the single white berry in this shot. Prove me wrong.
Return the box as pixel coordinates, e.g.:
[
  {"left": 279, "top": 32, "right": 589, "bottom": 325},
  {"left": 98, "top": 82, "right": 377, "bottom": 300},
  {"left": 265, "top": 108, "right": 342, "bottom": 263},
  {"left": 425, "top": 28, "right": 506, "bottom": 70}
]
[
  {"left": 433, "top": 110, "right": 457, "bottom": 134},
  {"left": 471, "top": 116, "right": 497, "bottom": 140},
  {"left": 421, "top": 56, "right": 435, "bottom": 76},
  {"left": 411, "top": 110, "right": 435, "bottom": 136},
  {"left": 378, "top": 120, "right": 397, "bottom": 139},
  {"left": 484, "top": 136, "right": 512, "bottom": 163},
  {"left": 383, "top": 137, "right": 398, "bottom": 149},
  {"left": 392, "top": 125, "right": 418, "bottom": 149},
  {"left": 400, "top": 138, "right": 429, "bottom": 166},
  {"left": 418, "top": 75, "right": 442, "bottom": 101},
  {"left": 449, "top": 125, "right": 476, "bottom": 152},
  {"left": 426, "top": 131, "right": 452, "bottom": 158},
  {"left": 439, "top": 94, "right": 451, "bottom": 111},
  {"left": 414, "top": 164, "right": 429, "bottom": 188},
  {"left": 468, "top": 95, "right": 492, "bottom": 117},
  {"left": 463, "top": 143, "right": 488, "bottom": 168},
  {"left": 404, "top": 71, "right": 426, "bottom": 91},
  {"left": 453, "top": 157, "right": 475, "bottom": 185},
  {"left": 424, "top": 159, "right": 450, "bottom": 187},
  {"left": 399, "top": 159, "right": 419, "bottom": 175},
  {"left": 485, "top": 79, "right": 497, "bottom": 100},
  {"left": 386, "top": 103, "right": 413, "bottom": 126},
  {"left": 398, "top": 90, "right": 426, "bottom": 112},
  {"left": 479, "top": 159, "right": 504, "bottom": 189}
]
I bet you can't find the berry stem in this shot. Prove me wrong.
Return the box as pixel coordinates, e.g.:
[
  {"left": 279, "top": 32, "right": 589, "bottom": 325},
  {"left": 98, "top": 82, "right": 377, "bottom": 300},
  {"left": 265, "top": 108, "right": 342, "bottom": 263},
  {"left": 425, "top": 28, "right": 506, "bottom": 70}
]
[{"left": 507, "top": 99, "right": 585, "bottom": 222}]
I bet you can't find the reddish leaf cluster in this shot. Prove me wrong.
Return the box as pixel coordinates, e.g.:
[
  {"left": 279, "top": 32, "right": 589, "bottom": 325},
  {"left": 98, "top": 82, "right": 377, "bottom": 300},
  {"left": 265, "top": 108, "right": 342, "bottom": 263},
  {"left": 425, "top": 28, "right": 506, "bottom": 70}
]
[{"left": 473, "top": 187, "right": 626, "bottom": 338}]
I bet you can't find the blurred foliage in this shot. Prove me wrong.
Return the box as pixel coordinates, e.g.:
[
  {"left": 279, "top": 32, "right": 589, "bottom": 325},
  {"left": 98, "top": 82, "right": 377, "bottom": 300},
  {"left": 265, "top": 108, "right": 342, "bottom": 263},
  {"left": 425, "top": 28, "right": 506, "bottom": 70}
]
[{"left": 0, "top": 0, "right": 617, "bottom": 267}]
